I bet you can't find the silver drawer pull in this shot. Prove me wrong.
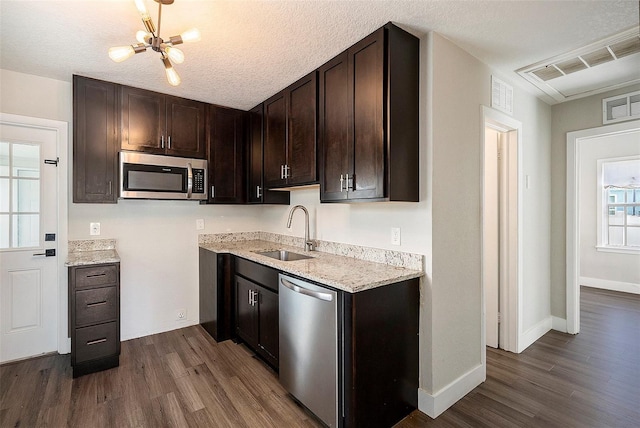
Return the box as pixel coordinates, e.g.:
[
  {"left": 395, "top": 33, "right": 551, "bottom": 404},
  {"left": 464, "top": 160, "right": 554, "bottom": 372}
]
[
  {"left": 87, "top": 338, "right": 107, "bottom": 345},
  {"left": 86, "top": 273, "right": 106, "bottom": 278},
  {"left": 87, "top": 301, "right": 107, "bottom": 308}
]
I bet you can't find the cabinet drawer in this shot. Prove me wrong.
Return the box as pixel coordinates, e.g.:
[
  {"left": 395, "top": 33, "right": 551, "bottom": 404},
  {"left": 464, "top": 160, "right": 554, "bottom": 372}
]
[
  {"left": 75, "top": 286, "right": 118, "bottom": 327},
  {"left": 235, "top": 257, "right": 279, "bottom": 292},
  {"left": 74, "top": 321, "right": 119, "bottom": 364},
  {"left": 75, "top": 264, "right": 118, "bottom": 289}
]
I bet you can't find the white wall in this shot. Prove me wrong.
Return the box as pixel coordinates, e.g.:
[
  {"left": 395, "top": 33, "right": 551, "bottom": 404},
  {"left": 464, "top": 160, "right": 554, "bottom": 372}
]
[
  {"left": 550, "top": 83, "right": 640, "bottom": 318},
  {"left": 69, "top": 202, "right": 262, "bottom": 339},
  {"left": 579, "top": 131, "right": 640, "bottom": 292}
]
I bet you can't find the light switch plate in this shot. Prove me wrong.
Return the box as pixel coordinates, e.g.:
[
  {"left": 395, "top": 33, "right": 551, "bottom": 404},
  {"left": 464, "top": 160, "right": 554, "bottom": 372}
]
[{"left": 391, "top": 227, "right": 401, "bottom": 245}]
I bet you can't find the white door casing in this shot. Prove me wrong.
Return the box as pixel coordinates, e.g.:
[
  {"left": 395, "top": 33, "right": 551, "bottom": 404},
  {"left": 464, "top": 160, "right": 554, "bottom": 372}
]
[
  {"left": 0, "top": 113, "right": 68, "bottom": 363},
  {"left": 481, "top": 106, "right": 523, "bottom": 358}
]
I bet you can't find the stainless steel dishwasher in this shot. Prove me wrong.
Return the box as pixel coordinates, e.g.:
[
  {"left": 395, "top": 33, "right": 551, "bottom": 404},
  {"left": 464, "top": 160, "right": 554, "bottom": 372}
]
[{"left": 279, "top": 274, "right": 339, "bottom": 427}]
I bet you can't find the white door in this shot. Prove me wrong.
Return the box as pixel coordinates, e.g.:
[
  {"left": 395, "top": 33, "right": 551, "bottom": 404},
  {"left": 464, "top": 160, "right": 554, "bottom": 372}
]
[
  {"left": 0, "top": 121, "right": 59, "bottom": 363},
  {"left": 484, "top": 127, "right": 500, "bottom": 348}
]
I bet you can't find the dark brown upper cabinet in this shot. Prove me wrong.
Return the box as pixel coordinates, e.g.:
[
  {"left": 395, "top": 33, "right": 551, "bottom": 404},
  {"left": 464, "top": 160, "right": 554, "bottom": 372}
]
[
  {"left": 120, "top": 86, "right": 206, "bottom": 158},
  {"left": 263, "top": 71, "right": 317, "bottom": 188},
  {"left": 319, "top": 23, "right": 419, "bottom": 202},
  {"left": 247, "top": 104, "right": 290, "bottom": 205},
  {"left": 206, "top": 106, "right": 246, "bottom": 204},
  {"left": 73, "top": 75, "right": 119, "bottom": 203}
]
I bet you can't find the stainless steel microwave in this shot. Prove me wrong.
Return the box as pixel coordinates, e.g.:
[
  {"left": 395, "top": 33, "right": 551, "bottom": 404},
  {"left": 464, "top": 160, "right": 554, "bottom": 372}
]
[{"left": 119, "top": 151, "right": 207, "bottom": 200}]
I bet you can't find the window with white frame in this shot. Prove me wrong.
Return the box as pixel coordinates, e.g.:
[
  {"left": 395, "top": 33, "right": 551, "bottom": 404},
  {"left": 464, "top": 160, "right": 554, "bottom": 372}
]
[{"left": 598, "top": 157, "right": 640, "bottom": 251}]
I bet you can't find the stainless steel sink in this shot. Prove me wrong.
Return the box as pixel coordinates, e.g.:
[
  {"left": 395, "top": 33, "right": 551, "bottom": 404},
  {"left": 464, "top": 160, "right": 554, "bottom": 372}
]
[{"left": 255, "top": 250, "right": 313, "bottom": 261}]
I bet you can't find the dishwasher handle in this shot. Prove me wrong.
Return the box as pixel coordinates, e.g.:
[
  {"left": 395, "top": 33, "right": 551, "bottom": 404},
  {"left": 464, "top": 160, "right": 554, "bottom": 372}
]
[{"left": 280, "top": 278, "right": 334, "bottom": 302}]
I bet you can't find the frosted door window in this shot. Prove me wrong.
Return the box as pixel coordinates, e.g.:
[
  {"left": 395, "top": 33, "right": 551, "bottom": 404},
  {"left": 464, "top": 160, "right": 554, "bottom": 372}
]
[{"left": 0, "top": 141, "right": 41, "bottom": 249}]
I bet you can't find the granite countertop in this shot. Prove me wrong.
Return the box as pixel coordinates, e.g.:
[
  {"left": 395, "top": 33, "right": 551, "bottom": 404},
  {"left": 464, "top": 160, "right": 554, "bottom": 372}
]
[
  {"left": 66, "top": 249, "right": 120, "bottom": 267},
  {"left": 65, "top": 239, "right": 120, "bottom": 267},
  {"left": 200, "top": 239, "right": 423, "bottom": 293}
]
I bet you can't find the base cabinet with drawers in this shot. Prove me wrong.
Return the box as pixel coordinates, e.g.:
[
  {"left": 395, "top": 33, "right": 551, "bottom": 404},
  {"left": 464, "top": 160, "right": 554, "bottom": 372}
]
[{"left": 68, "top": 263, "right": 121, "bottom": 378}]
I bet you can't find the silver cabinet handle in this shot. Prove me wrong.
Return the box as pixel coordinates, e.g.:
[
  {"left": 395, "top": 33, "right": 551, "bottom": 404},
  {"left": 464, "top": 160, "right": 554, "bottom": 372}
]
[
  {"left": 87, "top": 338, "right": 107, "bottom": 346},
  {"left": 280, "top": 278, "right": 333, "bottom": 302},
  {"left": 187, "top": 162, "right": 193, "bottom": 199},
  {"left": 280, "top": 165, "right": 285, "bottom": 180},
  {"left": 161, "top": 135, "right": 165, "bottom": 149},
  {"left": 285, "top": 165, "right": 290, "bottom": 179},
  {"left": 248, "top": 289, "right": 252, "bottom": 305},
  {"left": 168, "top": 136, "right": 172, "bottom": 149},
  {"left": 256, "top": 186, "right": 262, "bottom": 199},
  {"left": 107, "top": 180, "right": 112, "bottom": 196},
  {"left": 340, "top": 174, "right": 344, "bottom": 192},
  {"left": 211, "top": 185, "right": 215, "bottom": 199}
]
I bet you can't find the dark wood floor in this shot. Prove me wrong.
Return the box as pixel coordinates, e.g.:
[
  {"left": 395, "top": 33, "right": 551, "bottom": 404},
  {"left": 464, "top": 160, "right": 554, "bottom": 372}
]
[
  {"left": 397, "top": 287, "right": 640, "bottom": 428},
  {"left": 1, "top": 286, "right": 638, "bottom": 427}
]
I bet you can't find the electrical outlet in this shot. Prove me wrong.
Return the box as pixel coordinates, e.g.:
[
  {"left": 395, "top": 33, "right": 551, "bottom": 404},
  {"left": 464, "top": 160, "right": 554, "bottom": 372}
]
[
  {"left": 391, "top": 227, "right": 401, "bottom": 245},
  {"left": 90, "top": 222, "right": 101, "bottom": 236},
  {"left": 177, "top": 309, "right": 187, "bottom": 320},
  {"left": 196, "top": 219, "right": 205, "bottom": 230}
]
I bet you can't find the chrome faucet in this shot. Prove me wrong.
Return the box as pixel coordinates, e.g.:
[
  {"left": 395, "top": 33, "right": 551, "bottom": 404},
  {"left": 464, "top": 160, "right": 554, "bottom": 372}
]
[{"left": 287, "top": 205, "right": 316, "bottom": 252}]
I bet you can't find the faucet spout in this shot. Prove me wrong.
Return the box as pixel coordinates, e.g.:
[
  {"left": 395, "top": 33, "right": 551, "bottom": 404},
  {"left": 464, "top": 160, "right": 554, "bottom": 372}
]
[{"left": 286, "top": 205, "right": 315, "bottom": 251}]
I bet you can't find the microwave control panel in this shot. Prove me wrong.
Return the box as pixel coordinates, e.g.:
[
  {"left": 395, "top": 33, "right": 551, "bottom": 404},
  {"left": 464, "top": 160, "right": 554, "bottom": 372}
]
[{"left": 193, "top": 169, "right": 205, "bottom": 193}]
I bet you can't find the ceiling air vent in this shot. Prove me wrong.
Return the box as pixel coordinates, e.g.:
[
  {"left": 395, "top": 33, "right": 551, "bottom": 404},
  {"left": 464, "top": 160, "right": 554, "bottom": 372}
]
[{"left": 517, "top": 26, "right": 640, "bottom": 103}]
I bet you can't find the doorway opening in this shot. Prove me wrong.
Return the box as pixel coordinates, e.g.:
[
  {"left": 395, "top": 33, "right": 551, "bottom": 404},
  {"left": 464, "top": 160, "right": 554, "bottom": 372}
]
[
  {"left": 482, "top": 106, "right": 522, "bottom": 357},
  {"left": 566, "top": 119, "right": 640, "bottom": 334}
]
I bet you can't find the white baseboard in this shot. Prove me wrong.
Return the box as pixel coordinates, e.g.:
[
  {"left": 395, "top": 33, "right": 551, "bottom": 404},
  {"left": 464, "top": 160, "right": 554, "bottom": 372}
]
[
  {"left": 517, "top": 317, "right": 551, "bottom": 353},
  {"left": 580, "top": 277, "right": 640, "bottom": 295},
  {"left": 551, "top": 316, "right": 567, "bottom": 333},
  {"left": 418, "top": 363, "right": 485, "bottom": 418}
]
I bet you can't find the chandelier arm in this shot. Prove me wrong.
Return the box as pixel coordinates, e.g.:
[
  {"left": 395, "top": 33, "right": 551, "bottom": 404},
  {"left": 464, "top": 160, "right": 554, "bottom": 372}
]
[{"left": 157, "top": 2, "right": 163, "bottom": 39}]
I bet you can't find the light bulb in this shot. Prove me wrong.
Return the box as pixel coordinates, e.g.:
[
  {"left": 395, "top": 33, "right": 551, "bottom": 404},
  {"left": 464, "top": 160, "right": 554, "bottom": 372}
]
[
  {"left": 136, "top": 30, "right": 151, "bottom": 44},
  {"left": 164, "top": 46, "right": 185, "bottom": 64},
  {"left": 134, "top": 0, "right": 148, "bottom": 17},
  {"left": 180, "top": 28, "right": 201, "bottom": 43},
  {"left": 162, "top": 57, "right": 181, "bottom": 86},
  {"left": 108, "top": 45, "right": 135, "bottom": 62}
]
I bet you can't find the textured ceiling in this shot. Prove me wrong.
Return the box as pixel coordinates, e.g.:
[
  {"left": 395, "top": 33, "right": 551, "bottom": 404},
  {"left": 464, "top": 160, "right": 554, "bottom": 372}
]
[{"left": 1, "top": 0, "right": 638, "bottom": 110}]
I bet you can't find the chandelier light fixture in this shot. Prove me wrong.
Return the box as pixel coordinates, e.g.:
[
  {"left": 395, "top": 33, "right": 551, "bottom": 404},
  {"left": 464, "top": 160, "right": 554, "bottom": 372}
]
[{"left": 108, "top": 0, "right": 201, "bottom": 86}]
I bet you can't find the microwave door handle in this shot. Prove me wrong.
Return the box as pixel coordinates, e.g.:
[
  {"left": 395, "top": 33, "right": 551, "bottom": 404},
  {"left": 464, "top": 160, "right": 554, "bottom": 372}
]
[{"left": 187, "top": 163, "right": 193, "bottom": 199}]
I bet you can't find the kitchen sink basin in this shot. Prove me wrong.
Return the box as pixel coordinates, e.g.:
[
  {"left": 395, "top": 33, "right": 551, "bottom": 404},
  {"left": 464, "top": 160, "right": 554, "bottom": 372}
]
[{"left": 255, "top": 250, "right": 313, "bottom": 261}]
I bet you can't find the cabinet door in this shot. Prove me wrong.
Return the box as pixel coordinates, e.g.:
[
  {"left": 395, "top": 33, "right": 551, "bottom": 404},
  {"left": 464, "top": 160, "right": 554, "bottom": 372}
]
[
  {"left": 286, "top": 71, "right": 317, "bottom": 186},
  {"left": 247, "top": 104, "right": 263, "bottom": 203},
  {"left": 73, "top": 76, "right": 118, "bottom": 203},
  {"left": 166, "top": 96, "right": 206, "bottom": 158},
  {"left": 319, "top": 53, "right": 350, "bottom": 202},
  {"left": 235, "top": 276, "right": 258, "bottom": 348},
  {"left": 120, "top": 86, "right": 165, "bottom": 153},
  {"left": 348, "top": 28, "right": 385, "bottom": 200},
  {"left": 257, "top": 285, "right": 279, "bottom": 366},
  {"left": 263, "top": 93, "right": 287, "bottom": 188},
  {"left": 208, "top": 106, "right": 245, "bottom": 204}
]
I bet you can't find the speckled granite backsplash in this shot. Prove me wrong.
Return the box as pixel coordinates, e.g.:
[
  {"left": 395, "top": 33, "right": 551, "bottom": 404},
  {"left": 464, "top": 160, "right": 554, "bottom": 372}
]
[
  {"left": 199, "top": 232, "right": 423, "bottom": 271},
  {"left": 68, "top": 239, "right": 117, "bottom": 252}
]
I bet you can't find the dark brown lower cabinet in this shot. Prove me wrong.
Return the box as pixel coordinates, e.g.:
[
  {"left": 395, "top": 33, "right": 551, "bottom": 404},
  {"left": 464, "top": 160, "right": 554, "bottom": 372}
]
[
  {"left": 199, "top": 248, "right": 233, "bottom": 342},
  {"left": 234, "top": 258, "right": 279, "bottom": 368},
  {"left": 68, "top": 263, "right": 121, "bottom": 378},
  {"left": 341, "top": 278, "right": 419, "bottom": 427}
]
